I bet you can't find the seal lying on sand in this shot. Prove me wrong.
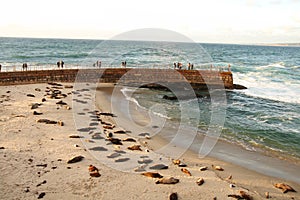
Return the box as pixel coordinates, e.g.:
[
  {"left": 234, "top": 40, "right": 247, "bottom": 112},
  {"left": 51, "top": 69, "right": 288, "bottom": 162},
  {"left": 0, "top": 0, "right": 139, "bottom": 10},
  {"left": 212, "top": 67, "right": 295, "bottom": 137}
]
[
  {"left": 274, "top": 183, "right": 296, "bottom": 193},
  {"left": 155, "top": 177, "right": 179, "bottom": 184},
  {"left": 141, "top": 172, "right": 163, "bottom": 178}
]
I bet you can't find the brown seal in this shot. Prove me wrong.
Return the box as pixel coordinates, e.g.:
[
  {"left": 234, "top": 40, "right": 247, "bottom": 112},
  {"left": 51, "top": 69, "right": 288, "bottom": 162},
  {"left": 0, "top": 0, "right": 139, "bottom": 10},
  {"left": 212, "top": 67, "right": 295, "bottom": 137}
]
[
  {"left": 155, "top": 177, "right": 179, "bottom": 184},
  {"left": 181, "top": 168, "right": 192, "bottom": 176},
  {"left": 274, "top": 183, "right": 296, "bottom": 193},
  {"left": 141, "top": 172, "right": 163, "bottom": 178}
]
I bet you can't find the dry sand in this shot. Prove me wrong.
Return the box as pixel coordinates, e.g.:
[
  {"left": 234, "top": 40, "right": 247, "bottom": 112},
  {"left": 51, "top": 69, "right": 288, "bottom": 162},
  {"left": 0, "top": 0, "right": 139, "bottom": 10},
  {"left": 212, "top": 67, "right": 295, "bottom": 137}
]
[{"left": 0, "top": 83, "right": 299, "bottom": 200}]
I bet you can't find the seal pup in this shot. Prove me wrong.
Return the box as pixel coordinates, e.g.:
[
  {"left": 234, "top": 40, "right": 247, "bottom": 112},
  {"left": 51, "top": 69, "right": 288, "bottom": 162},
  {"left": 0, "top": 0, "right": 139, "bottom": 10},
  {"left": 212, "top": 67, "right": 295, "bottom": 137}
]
[{"left": 155, "top": 177, "right": 179, "bottom": 184}]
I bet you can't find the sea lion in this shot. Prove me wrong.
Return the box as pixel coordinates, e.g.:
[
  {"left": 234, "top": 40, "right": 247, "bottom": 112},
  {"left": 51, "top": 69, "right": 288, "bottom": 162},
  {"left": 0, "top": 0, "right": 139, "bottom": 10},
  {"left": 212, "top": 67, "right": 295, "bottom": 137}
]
[
  {"left": 106, "top": 132, "right": 113, "bottom": 138},
  {"left": 172, "top": 159, "right": 181, "bottom": 165},
  {"left": 265, "top": 192, "right": 270, "bottom": 199},
  {"left": 274, "top": 183, "right": 296, "bottom": 193},
  {"left": 155, "top": 177, "right": 179, "bottom": 184},
  {"left": 90, "top": 171, "right": 101, "bottom": 177},
  {"left": 212, "top": 165, "right": 224, "bottom": 171},
  {"left": 199, "top": 166, "right": 208, "bottom": 171},
  {"left": 88, "top": 165, "right": 98, "bottom": 172},
  {"left": 196, "top": 178, "right": 204, "bottom": 186},
  {"left": 67, "top": 155, "right": 84, "bottom": 164},
  {"left": 181, "top": 168, "right": 192, "bottom": 176},
  {"left": 122, "top": 138, "right": 136, "bottom": 142},
  {"left": 149, "top": 164, "right": 168, "bottom": 170},
  {"left": 141, "top": 172, "right": 163, "bottom": 178},
  {"left": 109, "top": 138, "right": 123, "bottom": 145},
  {"left": 128, "top": 145, "right": 142, "bottom": 151}
]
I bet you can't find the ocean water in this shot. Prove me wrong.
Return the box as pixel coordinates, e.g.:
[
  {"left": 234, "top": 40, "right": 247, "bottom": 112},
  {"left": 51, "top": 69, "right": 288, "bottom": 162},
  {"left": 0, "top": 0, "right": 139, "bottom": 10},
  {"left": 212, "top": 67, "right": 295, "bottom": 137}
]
[{"left": 1, "top": 37, "right": 300, "bottom": 160}]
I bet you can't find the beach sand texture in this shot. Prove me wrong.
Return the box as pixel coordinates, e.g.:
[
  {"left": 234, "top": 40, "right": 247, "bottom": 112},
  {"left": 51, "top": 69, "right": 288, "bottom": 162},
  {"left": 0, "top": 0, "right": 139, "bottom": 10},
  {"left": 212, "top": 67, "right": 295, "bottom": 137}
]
[{"left": 0, "top": 83, "right": 299, "bottom": 200}]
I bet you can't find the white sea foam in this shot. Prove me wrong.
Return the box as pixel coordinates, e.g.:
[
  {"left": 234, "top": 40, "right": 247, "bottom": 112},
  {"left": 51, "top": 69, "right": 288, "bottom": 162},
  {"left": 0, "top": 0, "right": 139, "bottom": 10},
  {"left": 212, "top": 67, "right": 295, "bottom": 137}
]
[
  {"left": 233, "top": 72, "right": 300, "bottom": 104},
  {"left": 120, "top": 87, "right": 171, "bottom": 120}
]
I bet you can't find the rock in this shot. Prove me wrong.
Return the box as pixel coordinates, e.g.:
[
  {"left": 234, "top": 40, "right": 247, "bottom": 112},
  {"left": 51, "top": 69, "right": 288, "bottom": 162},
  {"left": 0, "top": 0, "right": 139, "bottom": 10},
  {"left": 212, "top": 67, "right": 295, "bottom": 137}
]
[
  {"left": 233, "top": 84, "right": 247, "bottom": 90},
  {"left": 169, "top": 192, "right": 178, "bottom": 200},
  {"left": 163, "top": 95, "right": 177, "bottom": 100},
  {"left": 196, "top": 178, "right": 204, "bottom": 186},
  {"left": 0, "top": 147, "right": 5, "bottom": 149},
  {"left": 181, "top": 168, "right": 192, "bottom": 176},
  {"left": 64, "top": 85, "right": 73, "bottom": 88},
  {"left": 230, "top": 184, "right": 235, "bottom": 188},
  {"left": 27, "top": 94, "right": 35, "bottom": 97},
  {"left": 199, "top": 166, "right": 208, "bottom": 171},
  {"left": 41, "top": 98, "right": 46, "bottom": 102},
  {"left": 149, "top": 164, "right": 168, "bottom": 170},
  {"left": 35, "top": 88, "right": 41, "bottom": 92},
  {"left": 141, "top": 172, "right": 163, "bottom": 178},
  {"left": 274, "top": 183, "right": 296, "bottom": 193},
  {"left": 155, "top": 177, "right": 179, "bottom": 184},
  {"left": 127, "top": 145, "right": 142, "bottom": 151},
  {"left": 67, "top": 155, "right": 84, "bottom": 164}
]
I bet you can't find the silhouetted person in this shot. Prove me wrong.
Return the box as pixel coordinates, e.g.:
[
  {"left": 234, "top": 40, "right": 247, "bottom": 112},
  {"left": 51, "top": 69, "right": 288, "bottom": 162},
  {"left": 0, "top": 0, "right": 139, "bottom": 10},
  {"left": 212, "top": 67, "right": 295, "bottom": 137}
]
[
  {"left": 57, "top": 61, "right": 60, "bottom": 68},
  {"left": 191, "top": 63, "right": 194, "bottom": 70},
  {"left": 22, "top": 63, "right": 28, "bottom": 71},
  {"left": 0, "top": 64, "right": 2, "bottom": 72}
]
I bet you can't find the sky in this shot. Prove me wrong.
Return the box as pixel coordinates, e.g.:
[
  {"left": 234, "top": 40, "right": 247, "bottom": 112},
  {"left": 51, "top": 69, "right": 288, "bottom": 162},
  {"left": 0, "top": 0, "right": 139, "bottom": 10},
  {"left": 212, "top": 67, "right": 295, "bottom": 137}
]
[{"left": 0, "top": 0, "right": 299, "bottom": 44}]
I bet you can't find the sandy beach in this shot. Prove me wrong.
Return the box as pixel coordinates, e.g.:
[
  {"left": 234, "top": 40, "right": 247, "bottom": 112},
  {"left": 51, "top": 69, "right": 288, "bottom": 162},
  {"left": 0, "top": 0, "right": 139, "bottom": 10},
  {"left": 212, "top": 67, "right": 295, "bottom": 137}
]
[{"left": 0, "top": 82, "right": 299, "bottom": 200}]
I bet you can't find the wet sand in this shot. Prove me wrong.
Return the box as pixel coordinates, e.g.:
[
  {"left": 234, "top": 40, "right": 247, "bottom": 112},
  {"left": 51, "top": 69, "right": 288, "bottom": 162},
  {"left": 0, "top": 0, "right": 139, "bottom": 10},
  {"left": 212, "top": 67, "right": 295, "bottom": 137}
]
[{"left": 0, "top": 82, "right": 299, "bottom": 199}]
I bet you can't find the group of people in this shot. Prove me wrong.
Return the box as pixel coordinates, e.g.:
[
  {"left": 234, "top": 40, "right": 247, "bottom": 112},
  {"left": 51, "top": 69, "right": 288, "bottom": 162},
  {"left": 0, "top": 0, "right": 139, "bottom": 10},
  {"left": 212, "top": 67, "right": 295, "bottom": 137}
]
[
  {"left": 174, "top": 62, "right": 194, "bottom": 70},
  {"left": 93, "top": 60, "right": 102, "bottom": 68},
  {"left": 22, "top": 63, "right": 28, "bottom": 71},
  {"left": 56, "top": 60, "right": 65, "bottom": 69},
  {"left": 121, "top": 61, "right": 127, "bottom": 68}
]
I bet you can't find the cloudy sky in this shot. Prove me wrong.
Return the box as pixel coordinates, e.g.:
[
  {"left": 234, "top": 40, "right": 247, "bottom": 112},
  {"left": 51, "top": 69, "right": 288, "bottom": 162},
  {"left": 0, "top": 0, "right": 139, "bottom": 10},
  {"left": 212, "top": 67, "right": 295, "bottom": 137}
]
[{"left": 1, "top": 0, "right": 299, "bottom": 43}]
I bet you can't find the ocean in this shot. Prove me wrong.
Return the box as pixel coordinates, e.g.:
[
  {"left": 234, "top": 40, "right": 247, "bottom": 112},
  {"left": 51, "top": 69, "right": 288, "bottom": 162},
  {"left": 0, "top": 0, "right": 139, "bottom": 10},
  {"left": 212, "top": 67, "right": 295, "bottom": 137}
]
[{"left": 1, "top": 37, "right": 300, "bottom": 161}]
